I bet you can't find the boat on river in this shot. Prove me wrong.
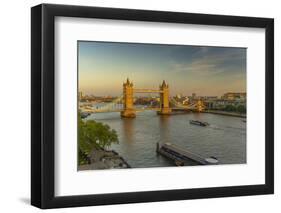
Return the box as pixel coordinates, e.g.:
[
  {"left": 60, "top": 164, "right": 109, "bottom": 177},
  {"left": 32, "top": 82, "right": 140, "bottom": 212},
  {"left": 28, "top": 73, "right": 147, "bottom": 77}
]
[
  {"left": 156, "top": 142, "right": 218, "bottom": 166},
  {"left": 189, "top": 120, "right": 209, "bottom": 126}
]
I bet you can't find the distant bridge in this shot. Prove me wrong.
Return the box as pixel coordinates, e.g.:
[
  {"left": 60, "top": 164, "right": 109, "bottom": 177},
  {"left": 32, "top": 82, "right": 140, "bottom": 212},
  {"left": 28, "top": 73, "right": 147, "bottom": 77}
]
[
  {"left": 80, "top": 106, "right": 201, "bottom": 114},
  {"left": 79, "top": 79, "right": 206, "bottom": 117}
]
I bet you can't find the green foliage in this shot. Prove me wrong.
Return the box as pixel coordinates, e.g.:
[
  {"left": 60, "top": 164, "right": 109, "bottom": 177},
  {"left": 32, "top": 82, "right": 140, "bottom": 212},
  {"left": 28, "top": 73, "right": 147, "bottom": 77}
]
[
  {"left": 236, "top": 105, "right": 246, "bottom": 113},
  {"left": 78, "top": 113, "right": 119, "bottom": 165},
  {"left": 223, "top": 104, "right": 246, "bottom": 113},
  {"left": 79, "top": 148, "right": 90, "bottom": 165},
  {"left": 224, "top": 105, "right": 236, "bottom": 112}
]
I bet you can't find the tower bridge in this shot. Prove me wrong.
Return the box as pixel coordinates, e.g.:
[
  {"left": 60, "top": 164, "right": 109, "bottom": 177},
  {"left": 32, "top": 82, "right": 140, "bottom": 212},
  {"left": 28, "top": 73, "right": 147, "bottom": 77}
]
[
  {"left": 79, "top": 78, "right": 206, "bottom": 118},
  {"left": 121, "top": 78, "right": 171, "bottom": 118}
]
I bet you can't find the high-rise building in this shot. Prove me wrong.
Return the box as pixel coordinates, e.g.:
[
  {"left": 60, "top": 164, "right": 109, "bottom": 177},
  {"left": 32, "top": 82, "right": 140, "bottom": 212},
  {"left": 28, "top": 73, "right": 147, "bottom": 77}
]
[
  {"left": 192, "top": 93, "right": 196, "bottom": 99},
  {"left": 79, "top": 91, "right": 83, "bottom": 100}
]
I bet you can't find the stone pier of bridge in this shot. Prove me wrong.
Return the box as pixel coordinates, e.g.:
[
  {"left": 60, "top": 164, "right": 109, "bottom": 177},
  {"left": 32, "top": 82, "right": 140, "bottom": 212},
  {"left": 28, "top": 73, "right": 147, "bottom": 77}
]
[
  {"left": 157, "top": 80, "right": 172, "bottom": 115},
  {"left": 121, "top": 78, "right": 136, "bottom": 118}
]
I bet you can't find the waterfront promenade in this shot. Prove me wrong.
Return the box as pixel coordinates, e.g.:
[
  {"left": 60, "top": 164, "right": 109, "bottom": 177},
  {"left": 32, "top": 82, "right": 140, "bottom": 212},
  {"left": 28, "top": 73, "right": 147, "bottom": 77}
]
[{"left": 204, "top": 110, "right": 246, "bottom": 118}]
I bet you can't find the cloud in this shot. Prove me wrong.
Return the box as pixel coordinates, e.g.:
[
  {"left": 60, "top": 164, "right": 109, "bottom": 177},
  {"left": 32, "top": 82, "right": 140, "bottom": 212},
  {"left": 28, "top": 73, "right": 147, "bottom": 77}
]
[{"left": 168, "top": 47, "right": 246, "bottom": 77}]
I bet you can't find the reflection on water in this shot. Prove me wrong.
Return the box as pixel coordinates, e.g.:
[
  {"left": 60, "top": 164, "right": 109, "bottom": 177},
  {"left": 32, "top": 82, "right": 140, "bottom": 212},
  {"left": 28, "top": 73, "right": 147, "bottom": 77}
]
[
  {"left": 158, "top": 116, "right": 171, "bottom": 144},
  {"left": 86, "top": 110, "right": 246, "bottom": 168},
  {"left": 122, "top": 118, "right": 135, "bottom": 144}
]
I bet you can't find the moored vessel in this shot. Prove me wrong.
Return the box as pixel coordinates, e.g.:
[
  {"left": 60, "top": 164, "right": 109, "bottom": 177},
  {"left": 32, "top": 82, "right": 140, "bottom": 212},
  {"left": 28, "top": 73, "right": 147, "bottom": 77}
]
[
  {"left": 189, "top": 120, "right": 209, "bottom": 126},
  {"left": 156, "top": 142, "right": 218, "bottom": 166}
]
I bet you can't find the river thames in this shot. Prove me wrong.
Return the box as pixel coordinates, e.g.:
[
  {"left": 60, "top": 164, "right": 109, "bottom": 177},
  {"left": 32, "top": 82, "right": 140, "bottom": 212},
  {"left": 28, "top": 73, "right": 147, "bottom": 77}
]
[{"left": 85, "top": 109, "right": 246, "bottom": 168}]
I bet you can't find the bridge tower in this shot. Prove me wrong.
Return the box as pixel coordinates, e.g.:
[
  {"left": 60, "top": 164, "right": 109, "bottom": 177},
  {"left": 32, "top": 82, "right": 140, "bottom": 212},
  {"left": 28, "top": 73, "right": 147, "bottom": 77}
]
[
  {"left": 196, "top": 99, "right": 205, "bottom": 112},
  {"left": 158, "top": 80, "right": 172, "bottom": 115},
  {"left": 121, "top": 78, "right": 136, "bottom": 118}
]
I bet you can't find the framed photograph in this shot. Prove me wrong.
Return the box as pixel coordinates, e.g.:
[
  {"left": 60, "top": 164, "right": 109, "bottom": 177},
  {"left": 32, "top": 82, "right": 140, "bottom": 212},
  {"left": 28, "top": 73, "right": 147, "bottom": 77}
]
[{"left": 31, "top": 4, "right": 274, "bottom": 209}]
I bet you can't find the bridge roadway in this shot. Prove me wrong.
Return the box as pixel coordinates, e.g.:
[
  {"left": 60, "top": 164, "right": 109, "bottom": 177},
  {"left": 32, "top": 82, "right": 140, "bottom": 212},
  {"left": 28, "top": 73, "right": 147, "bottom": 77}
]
[
  {"left": 133, "top": 89, "right": 163, "bottom": 93},
  {"left": 81, "top": 107, "right": 193, "bottom": 114}
]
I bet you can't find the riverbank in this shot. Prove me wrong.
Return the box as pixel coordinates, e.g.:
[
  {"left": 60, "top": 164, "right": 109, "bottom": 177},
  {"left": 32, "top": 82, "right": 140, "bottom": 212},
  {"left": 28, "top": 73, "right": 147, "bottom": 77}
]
[
  {"left": 204, "top": 110, "right": 246, "bottom": 118},
  {"left": 78, "top": 147, "right": 130, "bottom": 170}
]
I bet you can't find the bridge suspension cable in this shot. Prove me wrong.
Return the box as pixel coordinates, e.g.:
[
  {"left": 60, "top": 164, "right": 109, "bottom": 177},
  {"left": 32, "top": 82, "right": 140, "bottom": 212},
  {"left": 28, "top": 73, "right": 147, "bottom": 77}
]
[
  {"left": 94, "top": 95, "right": 123, "bottom": 112},
  {"left": 170, "top": 97, "right": 205, "bottom": 111}
]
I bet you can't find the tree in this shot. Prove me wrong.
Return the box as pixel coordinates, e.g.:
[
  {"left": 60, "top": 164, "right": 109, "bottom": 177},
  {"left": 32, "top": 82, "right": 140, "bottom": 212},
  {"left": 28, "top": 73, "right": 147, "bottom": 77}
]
[
  {"left": 236, "top": 105, "right": 246, "bottom": 113},
  {"left": 78, "top": 113, "right": 119, "bottom": 165},
  {"left": 224, "top": 105, "right": 236, "bottom": 112}
]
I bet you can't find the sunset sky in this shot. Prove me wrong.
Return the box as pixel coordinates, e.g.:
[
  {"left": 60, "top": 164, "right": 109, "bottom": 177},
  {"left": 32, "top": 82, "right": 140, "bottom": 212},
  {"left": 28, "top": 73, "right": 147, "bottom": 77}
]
[{"left": 78, "top": 41, "right": 246, "bottom": 97}]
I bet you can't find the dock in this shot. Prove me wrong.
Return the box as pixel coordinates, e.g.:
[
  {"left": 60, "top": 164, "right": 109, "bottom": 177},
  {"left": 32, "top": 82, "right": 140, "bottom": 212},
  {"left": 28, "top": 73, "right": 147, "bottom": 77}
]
[{"left": 156, "top": 143, "right": 218, "bottom": 166}]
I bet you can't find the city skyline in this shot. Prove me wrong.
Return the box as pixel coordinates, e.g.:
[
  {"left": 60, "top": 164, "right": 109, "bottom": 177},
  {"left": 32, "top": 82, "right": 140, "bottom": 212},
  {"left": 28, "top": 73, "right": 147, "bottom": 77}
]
[{"left": 78, "top": 41, "right": 246, "bottom": 97}]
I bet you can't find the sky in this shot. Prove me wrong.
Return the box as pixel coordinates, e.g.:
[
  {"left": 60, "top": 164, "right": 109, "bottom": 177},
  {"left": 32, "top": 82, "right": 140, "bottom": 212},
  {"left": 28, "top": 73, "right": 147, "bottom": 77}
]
[{"left": 78, "top": 41, "right": 246, "bottom": 97}]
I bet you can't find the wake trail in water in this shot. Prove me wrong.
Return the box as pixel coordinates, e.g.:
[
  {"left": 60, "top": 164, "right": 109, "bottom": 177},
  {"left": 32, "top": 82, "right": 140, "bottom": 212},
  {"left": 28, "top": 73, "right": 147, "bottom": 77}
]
[{"left": 208, "top": 124, "right": 246, "bottom": 134}]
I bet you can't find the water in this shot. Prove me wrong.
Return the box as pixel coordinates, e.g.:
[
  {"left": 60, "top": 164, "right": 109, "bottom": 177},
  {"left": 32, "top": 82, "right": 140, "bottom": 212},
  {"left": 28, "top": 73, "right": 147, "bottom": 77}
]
[{"left": 85, "top": 109, "right": 246, "bottom": 168}]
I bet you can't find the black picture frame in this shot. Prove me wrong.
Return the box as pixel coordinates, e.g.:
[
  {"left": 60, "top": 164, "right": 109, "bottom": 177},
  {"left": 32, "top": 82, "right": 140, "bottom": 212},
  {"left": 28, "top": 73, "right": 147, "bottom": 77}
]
[{"left": 31, "top": 3, "right": 274, "bottom": 209}]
